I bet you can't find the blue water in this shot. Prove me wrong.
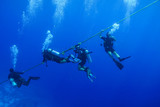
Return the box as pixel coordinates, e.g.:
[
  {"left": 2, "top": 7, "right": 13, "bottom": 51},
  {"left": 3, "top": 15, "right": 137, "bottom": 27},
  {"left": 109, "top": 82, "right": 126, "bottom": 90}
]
[{"left": 0, "top": 0, "right": 160, "bottom": 107}]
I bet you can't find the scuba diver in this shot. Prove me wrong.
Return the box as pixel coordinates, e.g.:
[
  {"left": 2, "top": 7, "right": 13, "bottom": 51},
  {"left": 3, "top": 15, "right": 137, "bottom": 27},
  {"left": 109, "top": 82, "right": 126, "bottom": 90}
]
[
  {"left": 73, "top": 45, "right": 96, "bottom": 82},
  {"left": 8, "top": 68, "right": 40, "bottom": 88},
  {"left": 100, "top": 32, "right": 131, "bottom": 70},
  {"left": 42, "top": 48, "right": 78, "bottom": 66}
]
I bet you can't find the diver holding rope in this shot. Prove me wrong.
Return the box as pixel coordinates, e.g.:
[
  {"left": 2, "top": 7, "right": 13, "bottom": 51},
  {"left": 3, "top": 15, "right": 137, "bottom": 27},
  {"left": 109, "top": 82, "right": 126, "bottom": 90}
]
[{"left": 73, "top": 45, "right": 96, "bottom": 82}]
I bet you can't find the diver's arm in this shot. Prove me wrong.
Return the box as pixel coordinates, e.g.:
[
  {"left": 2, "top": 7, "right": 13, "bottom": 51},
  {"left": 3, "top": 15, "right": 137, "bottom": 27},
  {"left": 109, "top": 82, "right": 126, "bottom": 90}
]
[
  {"left": 100, "top": 36, "right": 106, "bottom": 41},
  {"left": 15, "top": 72, "right": 24, "bottom": 74},
  {"left": 85, "top": 50, "right": 92, "bottom": 63},
  {"left": 99, "top": 29, "right": 105, "bottom": 39},
  {"left": 99, "top": 35, "right": 105, "bottom": 40}
]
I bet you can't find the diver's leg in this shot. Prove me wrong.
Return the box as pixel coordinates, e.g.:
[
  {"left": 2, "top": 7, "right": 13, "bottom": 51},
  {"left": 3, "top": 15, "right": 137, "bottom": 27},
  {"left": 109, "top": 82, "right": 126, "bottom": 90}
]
[
  {"left": 89, "top": 73, "right": 96, "bottom": 79},
  {"left": 107, "top": 51, "right": 114, "bottom": 59},
  {"left": 78, "top": 64, "right": 86, "bottom": 71},
  {"left": 60, "top": 59, "right": 67, "bottom": 63},
  {"left": 78, "top": 65, "right": 95, "bottom": 82},
  {"left": 86, "top": 68, "right": 91, "bottom": 76},
  {"left": 85, "top": 68, "right": 94, "bottom": 82},
  {"left": 59, "top": 57, "right": 68, "bottom": 63},
  {"left": 113, "top": 51, "right": 120, "bottom": 59},
  {"left": 113, "top": 51, "right": 131, "bottom": 61},
  {"left": 16, "top": 80, "right": 23, "bottom": 88},
  {"left": 23, "top": 77, "right": 40, "bottom": 86},
  {"left": 18, "top": 78, "right": 30, "bottom": 86},
  {"left": 112, "top": 51, "right": 124, "bottom": 70},
  {"left": 22, "top": 78, "right": 31, "bottom": 86}
]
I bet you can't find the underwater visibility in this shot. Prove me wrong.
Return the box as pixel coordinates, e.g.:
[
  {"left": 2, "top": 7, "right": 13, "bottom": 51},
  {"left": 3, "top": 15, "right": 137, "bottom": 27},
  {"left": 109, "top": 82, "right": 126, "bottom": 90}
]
[{"left": 0, "top": 0, "right": 160, "bottom": 107}]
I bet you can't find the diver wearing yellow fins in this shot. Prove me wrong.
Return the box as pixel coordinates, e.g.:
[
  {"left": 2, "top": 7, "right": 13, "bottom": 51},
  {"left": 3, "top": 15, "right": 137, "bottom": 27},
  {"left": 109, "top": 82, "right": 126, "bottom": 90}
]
[
  {"left": 100, "top": 32, "right": 131, "bottom": 70},
  {"left": 73, "top": 45, "right": 96, "bottom": 82}
]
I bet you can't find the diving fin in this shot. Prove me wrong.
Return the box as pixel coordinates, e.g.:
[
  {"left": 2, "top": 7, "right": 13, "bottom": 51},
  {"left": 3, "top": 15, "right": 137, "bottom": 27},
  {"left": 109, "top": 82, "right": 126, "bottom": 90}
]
[
  {"left": 119, "top": 56, "right": 131, "bottom": 62},
  {"left": 113, "top": 59, "right": 124, "bottom": 70},
  {"left": 30, "top": 77, "right": 40, "bottom": 80}
]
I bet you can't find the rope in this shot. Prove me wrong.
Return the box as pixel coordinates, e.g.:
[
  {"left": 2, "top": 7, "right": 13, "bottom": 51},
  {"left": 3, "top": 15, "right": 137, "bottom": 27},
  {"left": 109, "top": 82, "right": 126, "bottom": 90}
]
[
  {"left": 0, "top": 80, "right": 9, "bottom": 85},
  {"left": 23, "top": 62, "right": 44, "bottom": 73},
  {"left": 0, "top": 62, "right": 44, "bottom": 85},
  {"left": 61, "top": 0, "right": 160, "bottom": 54}
]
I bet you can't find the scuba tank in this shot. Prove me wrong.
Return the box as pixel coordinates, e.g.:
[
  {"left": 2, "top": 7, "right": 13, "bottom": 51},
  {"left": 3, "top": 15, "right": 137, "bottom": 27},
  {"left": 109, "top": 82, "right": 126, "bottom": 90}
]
[
  {"left": 9, "top": 78, "right": 17, "bottom": 86},
  {"left": 85, "top": 50, "right": 92, "bottom": 63},
  {"left": 47, "top": 48, "right": 60, "bottom": 56}
]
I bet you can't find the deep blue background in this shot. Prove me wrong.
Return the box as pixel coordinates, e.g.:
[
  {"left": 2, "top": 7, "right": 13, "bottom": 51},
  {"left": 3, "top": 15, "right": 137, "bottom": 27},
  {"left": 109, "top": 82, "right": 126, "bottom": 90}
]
[{"left": 0, "top": 0, "right": 160, "bottom": 107}]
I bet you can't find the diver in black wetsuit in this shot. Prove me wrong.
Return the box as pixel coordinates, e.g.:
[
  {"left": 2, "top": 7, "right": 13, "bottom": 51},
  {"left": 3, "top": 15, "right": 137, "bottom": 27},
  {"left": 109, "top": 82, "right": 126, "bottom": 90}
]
[
  {"left": 100, "top": 32, "right": 131, "bottom": 70},
  {"left": 8, "top": 68, "right": 40, "bottom": 88},
  {"left": 42, "top": 48, "right": 77, "bottom": 66},
  {"left": 74, "top": 45, "right": 96, "bottom": 82}
]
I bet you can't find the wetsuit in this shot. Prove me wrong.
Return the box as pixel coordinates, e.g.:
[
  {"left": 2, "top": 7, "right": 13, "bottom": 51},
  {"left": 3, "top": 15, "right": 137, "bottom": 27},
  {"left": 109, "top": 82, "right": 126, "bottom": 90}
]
[
  {"left": 74, "top": 47, "right": 96, "bottom": 82},
  {"left": 74, "top": 48, "right": 87, "bottom": 67},
  {"left": 43, "top": 50, "right": 67, "bottom": 63},
  {"left": 8, "top": 71, "right": 31, "bottom": 88},
  {"left": 101, "top": 36, "right": 116, "bottom": 53}
]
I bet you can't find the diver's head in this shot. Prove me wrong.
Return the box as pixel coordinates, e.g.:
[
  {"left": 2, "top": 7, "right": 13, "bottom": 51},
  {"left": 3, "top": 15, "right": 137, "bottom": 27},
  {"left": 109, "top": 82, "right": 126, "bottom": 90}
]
[
  {"left": 42, "top": 49, "right": 48, "bottom": 55},
  {"left": 43, "top": 48, "right": 52, "bottom": 53},
  {"left": 106, "top": 32, "right": 111, "bottom": 37},
  {"left": 10, "top": 68, "right": 14, "bottom": 72},
  {"left": 47, "top": 48, "right": 52, "bottom": 52},
  {"left": 75, "top": 45, "right": 80, "bottom": 50}
]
